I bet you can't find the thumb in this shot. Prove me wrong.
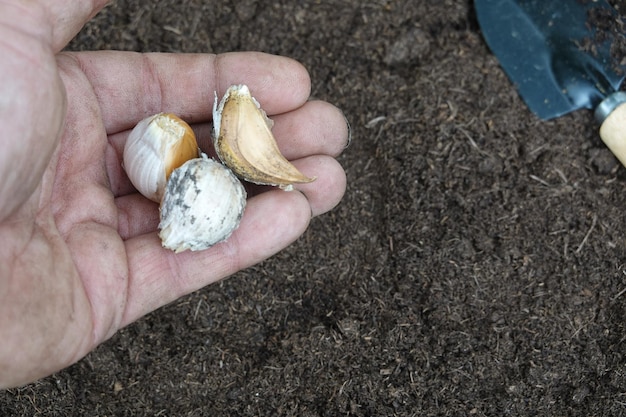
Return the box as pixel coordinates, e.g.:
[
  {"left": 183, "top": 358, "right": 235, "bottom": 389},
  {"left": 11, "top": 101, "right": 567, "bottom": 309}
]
[
  {"left": 40, "top": 0, "right": 111, "bottom": 52},
  {"left": 0, "top": 2, "right": 67, "bottom": 220}
]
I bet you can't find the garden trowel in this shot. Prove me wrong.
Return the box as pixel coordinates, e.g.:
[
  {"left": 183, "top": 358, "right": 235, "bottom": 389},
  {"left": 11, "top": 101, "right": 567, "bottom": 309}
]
[{"left": 475, "top": 0, "right": 626, "bottom": 167}]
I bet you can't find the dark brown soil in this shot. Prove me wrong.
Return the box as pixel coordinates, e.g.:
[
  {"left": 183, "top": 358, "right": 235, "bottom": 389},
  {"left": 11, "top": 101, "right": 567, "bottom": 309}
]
[{"left": 3, "top": 0, "right": 626, "bottom": 415}]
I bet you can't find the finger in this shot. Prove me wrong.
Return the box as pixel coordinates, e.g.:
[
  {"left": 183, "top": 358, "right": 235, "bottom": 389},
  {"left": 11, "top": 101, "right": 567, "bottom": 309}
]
[
  {"left": 107, "top": 100, "right": 348, "bottom": 167},
  {"left": 292, "top": 155, "right": 347, "bottom": 217},
  {"left": 107, "top": 101, "right": 349, "bottom": 198},
  {"left": 268, "top": 100, "right": 351, "bottom": 159},
  {"left": 121, "top": 188, "right": 311, "bottom": 325},
  {"left": 115, "top": 153, "right": 345, "bottom": 239},
  {"left": 64, "top": 50, "right": 311, "bottom": 134}
]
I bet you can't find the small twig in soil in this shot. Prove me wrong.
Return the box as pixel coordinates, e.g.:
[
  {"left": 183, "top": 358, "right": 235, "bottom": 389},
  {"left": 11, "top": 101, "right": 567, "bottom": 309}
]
[
  {"left": 612, "top": 286, "right": 626, "bottom": 302},
  {"left": 576, "top": 214, "right": 598, "bottom": 254},
  {"left": 529, "top": 174, "right": 551, "bottom": 187}
]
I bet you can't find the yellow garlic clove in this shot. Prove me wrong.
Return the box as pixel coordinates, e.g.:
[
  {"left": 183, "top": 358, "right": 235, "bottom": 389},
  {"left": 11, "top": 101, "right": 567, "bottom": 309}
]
[
  {"left": 213, "top": 84, "right": 316, "bottom": 189},
  {"left": 159, "top": 154, "right": 247, "bottom": 252},
  {"left": 123, "top": 113, "right": 199, "bottom": 202}
]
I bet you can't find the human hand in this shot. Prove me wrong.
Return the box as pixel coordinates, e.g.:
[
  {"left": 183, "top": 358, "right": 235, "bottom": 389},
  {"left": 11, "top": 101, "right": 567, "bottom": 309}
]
[{"left": 0, "top": 0, "right": 348, "bottom": 388}]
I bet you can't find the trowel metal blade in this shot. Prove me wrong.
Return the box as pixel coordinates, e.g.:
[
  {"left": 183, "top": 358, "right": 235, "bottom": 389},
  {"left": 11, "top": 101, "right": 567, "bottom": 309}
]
[{"left": 475, "top": 0, "right": 625, "bottom": 120}]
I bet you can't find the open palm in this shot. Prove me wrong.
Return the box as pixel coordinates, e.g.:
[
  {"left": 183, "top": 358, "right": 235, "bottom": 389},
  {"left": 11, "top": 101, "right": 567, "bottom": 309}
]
[{"left": 0, "top": 1, "right": 347, "bottom": 388}]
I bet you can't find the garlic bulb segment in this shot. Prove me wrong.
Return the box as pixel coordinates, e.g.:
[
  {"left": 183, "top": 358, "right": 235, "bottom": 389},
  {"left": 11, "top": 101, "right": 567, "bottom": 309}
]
[
  {"left": 123, "top": 113, "right": 200, "bottom": 202},
  {"left": 213, "top": 84, "right": 316, "bottom": 188},
  {"left": 158, "top": 154, "right": 247, "bottom": 253}
]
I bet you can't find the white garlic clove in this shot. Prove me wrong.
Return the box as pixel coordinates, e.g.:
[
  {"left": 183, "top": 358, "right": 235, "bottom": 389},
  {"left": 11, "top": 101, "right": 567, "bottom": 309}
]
[
  {"left": 123, "top": 113, "right": 199, "bottom": 202},
  {"left": 213, "top": 84, "right": 316, "bottom": 189},
  {"left": 158, "top": 154, "right": 247, "bottom": 252}
]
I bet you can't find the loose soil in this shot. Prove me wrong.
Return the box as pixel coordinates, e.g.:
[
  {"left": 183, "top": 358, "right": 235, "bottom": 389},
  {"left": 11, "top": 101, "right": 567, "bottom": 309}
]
[{"left": 3, "top": 0, "right": 626, "bottom": 416}]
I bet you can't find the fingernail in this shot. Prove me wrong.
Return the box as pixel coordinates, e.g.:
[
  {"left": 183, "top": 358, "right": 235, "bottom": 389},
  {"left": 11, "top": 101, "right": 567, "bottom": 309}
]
[{"left": 343, "top": 112, "right": 352, "bottom": 149}]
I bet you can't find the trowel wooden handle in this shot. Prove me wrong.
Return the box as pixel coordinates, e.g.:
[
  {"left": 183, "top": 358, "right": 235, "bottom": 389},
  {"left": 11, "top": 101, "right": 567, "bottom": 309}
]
[{"left": 599, "top": 100, "right": 626, "bottom": 168}]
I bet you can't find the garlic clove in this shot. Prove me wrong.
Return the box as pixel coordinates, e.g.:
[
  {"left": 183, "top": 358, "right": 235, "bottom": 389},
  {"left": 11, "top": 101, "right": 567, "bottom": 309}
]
[
  {"left": 213, "top": 84, "right": 316, "bottom": 189},
  {"left": 123, "top": 113, "right": 199, "bottom": 202},
  {"left": 158, "top": 154, "right": 247, "bottom": 252}
]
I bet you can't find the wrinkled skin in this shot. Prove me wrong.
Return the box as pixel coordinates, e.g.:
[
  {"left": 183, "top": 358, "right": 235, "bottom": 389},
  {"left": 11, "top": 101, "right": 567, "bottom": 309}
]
[{"left": 0, "top": 0, "right": 348, "bottom": 388}]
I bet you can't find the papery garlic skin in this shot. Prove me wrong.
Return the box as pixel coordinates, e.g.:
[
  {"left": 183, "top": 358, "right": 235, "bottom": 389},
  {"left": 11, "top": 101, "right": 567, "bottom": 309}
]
[
  {"left": 159, "top": 154, "right": 247, "bottom": 252},
  {"left": 124, "top": 113, "right": 199, "bottom": 202},
  {"left": 213, "top": 84, "right": 316, "bottom": 188}
]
